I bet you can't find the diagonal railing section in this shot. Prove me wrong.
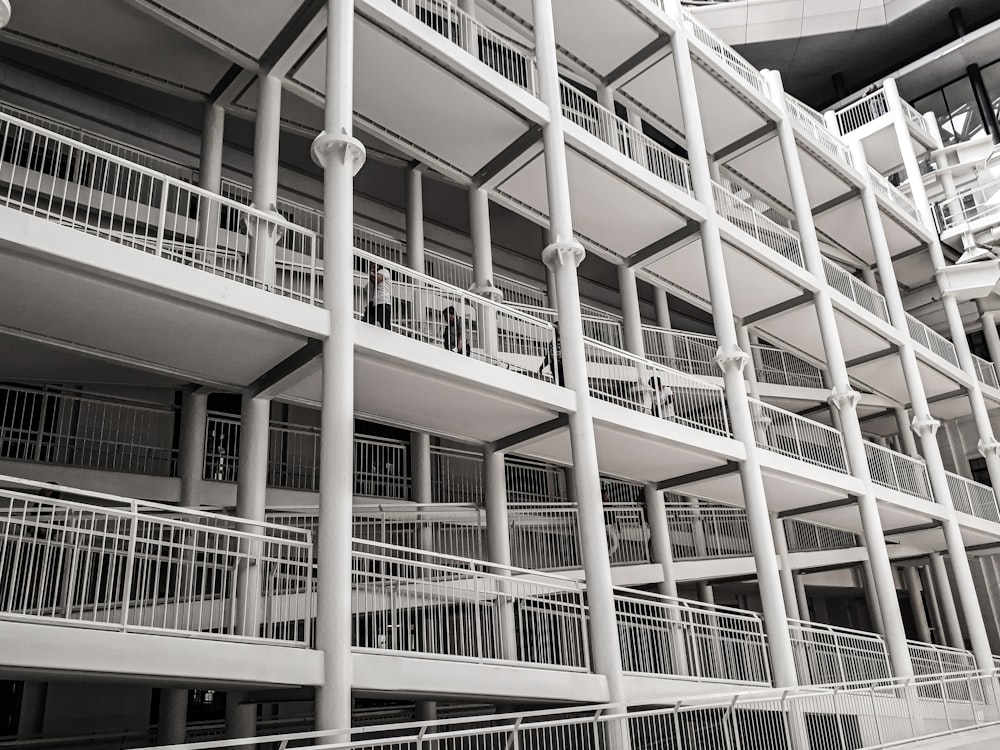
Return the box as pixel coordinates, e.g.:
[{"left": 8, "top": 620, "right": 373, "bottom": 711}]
[
  {"left": 390, "top": 0, "right": 537, "bottom": 93},
  {"left": 902, "top": 99, "right": 932, "bottom": 138},
  {"left": 973, "top": 353, "right": 1000, "bottom": 389},
  {"left": 583, "top": 337, "right": 730, "bottom": 436},
  {"left": 0, "top": 384, "right": 177, "bottom": 477},
  {"left": 946, "top": 471, "right": 1000, "bottom": 523},
  {"left": 615, "top": 587, "right": 771, "bottom": 685},
  {"left": 509, "top": 304, "right": 624, "bottom": 349},
  {"left": 0, "top": 111, "right": 322, "bottom": 303},
  {"left": 822, "top": 258, "right": 891, "bottom": 322},
  {"left": 788, "top": 619, "right": 892, "bottom": 686},
  {"left": 937, "top": 176, "right": 1000, "bottom": 231},
  {"left": 665, "top": 501, "right": 752, "bottom": 560},
  {"left": 785, "top": 519, "right": 858, "bottom": 551},
  {"left": 712, "top": 181, "right": 805, "bottom": 267},
  {"left": 867, "top": 165, "right": 921, "bottom": 223},
  {"left": 908, "top": 640, "right": 978, "bottom": 676},
  {"left": 0, "top": 476, "right": 313, "bottom": 645},
  {"left": 680, "top": 8, "right": 768, "bottom": 98},
  {"left": 641, "top": 325, "right": 718, "bottom": 378},
  {"left": 865, "top": 441, "right": 934, "bottom": 501},
  {"left": 906, "top": 313, "right": 960, "bottom": 368},
  {"left": 749, "top": 398, "right": 848, "bottom": 473},
  {"left": 559, "top": 81, "right": 693, "bottom": 194},
  {"left": 352, "top": 248, "right": 555, "bottom": 379},
  {"left": 834, "top": 88, "right": 890, "bottom": 134},
  {"left": 785, "top": 96, "right": 855, "bottom": 169}
]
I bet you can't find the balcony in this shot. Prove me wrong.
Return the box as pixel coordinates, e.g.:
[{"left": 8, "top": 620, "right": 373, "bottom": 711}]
[
  {"left": 866, "top": 165, "right": 922, "bottom": 226},
  {"left": 641, "top": 326, "right": 718, "bottom": 378},
  {"left": 945, "top": 471, "right": 1000, "bottom": 524},
  {"left": 680, "top": 7, "right": 769, "bottom": 100},
  {"left": 834, "top": 88, "right": 892, "bottom": 136},
  {"left": 972, "top": 354, "right": 1000, "bottom": 390},
  {"left": 712, "top": 180, "right": 806, "bottom": 269},
  {"left": 509, "top": 304, "right": 624, "bottom": 349},
  {"left": 864, "top": 441, "right": 933, "bottom": 501},
  {"left": 906, "top": 313, "right": 960, "bottom": 369},
  {"left": 822, "top": 258, "right": 891, "bottom": 324},
  {"left": 749, "top": 398, "right": 848, "bottom": 474},
  {"left": 751, "top": 344, "right": 824, "bottom": 388},
  {"left": 937, "top": 177, "right": 1000, "bottom": 241},
  {"left": 789, "top": 619, "right": 892, "bottom": 686},
  {"left": 784, "top": 96, "right": 856, "bottom": 174}
]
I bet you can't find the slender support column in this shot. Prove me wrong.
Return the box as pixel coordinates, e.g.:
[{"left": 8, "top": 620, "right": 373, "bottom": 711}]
[
  {"left": 617, "top": 264, "right": 644, "bottom": 357},
  {"left": 596, "top": 84, "right": 616, "bottom": 112},
  {"left": 794, "top": 572, "right": 809, "bottom": 622},
  {"left": 644, "top": 484, "right": 677, "bottom": 598},
  {"left": 483, "top": 446, "right": 517, "bottom": 660},
  {"left": 697, "top": 581, "right": 715, "bottom": 606},
  {"left": 979, "top": 310, "right": 1000, "bottom": 368},
  {"left": 179, "top": 389, "right": 209, "bottom": 507},
  {"left": 653, "top": 288, "right": 673, "bottom": 329},
  {"left": 671, "top": 19, "right": 796, "bottom": 688},
  {"left": 861, "top": 266, "right": 878, "bottom": 292},
  {"left": 532, "top": 0, "right": 627, "bottom": 705},
  {"left": 311, "top": 0, "right": 366, "bottom": 733},
  {"left": 929, "top": 552, "right": 965, "bottom": 648},
  {"left": 17, "top": 682, "right": 46, "bottom": 740},
  {"left": 895, "top": 407, "right": 919, "bottom": 458},
  {"left": 921, "top": 565, "right": 946, "bottom": 645},
  {"left": 767, "top": 69, "right": 912, "bottom": 678},
  {"left": 411, "top": 432, "right": 432, "bottom": 504},
  {"left": 199, "top": 103, "right": 225, "bottom": 193},
  {"left": 903, "top": 565, "right": 932, "bottom": 643},
  {"left": 457, "top": 0, "right": 476, "bottom": 18},
  {"left": 249, "top": 74, "right": 282, "bottom": 289},
  {"left": 860, "top": 559, "right": 885, "bottom": 637},
  {"left": 225, "top": 696, "right": 256, "bottom": 741},
  {"left": 470, "top": 187, "right": 501, "bottom": 358},
  {"left": 772, "top": 514, "right": 800, "bottom": 621},
  {"left": 850, "top": 135, "right": 993, "bottom": 671},
  {"left": 158, "top": 688, "right": 189, "bottom": 746},
  {"left": 737, "top": 324, "right": 762, "bottom": 400},
  {"left": 406, "top": 165, "right": 425, "bottom": 271}
]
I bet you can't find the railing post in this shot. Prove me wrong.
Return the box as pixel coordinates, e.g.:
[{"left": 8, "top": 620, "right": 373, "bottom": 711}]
[
  {"left": 154, "top": 178, "right": 168, "bottom": 258},
  {"left": 119, "top": 505, "right": 139, "bottom": 632}
]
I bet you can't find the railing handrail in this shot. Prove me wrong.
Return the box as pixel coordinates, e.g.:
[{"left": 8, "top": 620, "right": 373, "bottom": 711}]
[
  {"left": 614, "top": 584, "right": 765, "bottom": 623},
  {"left": 711, "top": 180, "right": 805, "bottom": 267},
  {"left": 582, "top": 336, "right": 725, "bottom": 393},
  {"left": 822, "top": 258, "right": 890, "bottom": 322},
  {"left": 905, "top": 312, "right": 960, "bottom": 367},
  {"left": 938, "top": 175, "right": 1000, "bottom": 229},
  {"left": 0, "top": 474, "right": 310, "bottom": 541},
  {"left": 680, "top": 7, "right": 768, "bottom": 96},
  {"left": 866, "top": 165, "right": 922, "bottom": 223},
  {"left": 833, "top": 88, "right": 890, "bottom": 134},
  {"left": 787, "top": 617, "right": 885, "bottom": 642},
  {"left": 640, "top": 323, "right": 718, "bottom": 346},
  {"left": 1, "top": 382, "right": 177, "bottom": 413},
  {"left": 785, "top": 95, "right": 855, "bottom": 168},
  {"left": 0, "top": 109, "right": 318, "bottom": 240},
  {"left": 748, "top": 397, "right": 848, "bottom": 472}
]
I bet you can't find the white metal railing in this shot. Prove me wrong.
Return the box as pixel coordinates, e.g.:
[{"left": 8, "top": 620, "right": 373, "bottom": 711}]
[
  {"left": 937, "top": 176, "right": 1000, "bottom": 231},
  {"left": 749, "top": 398, "right": 849, "bottom": 473},
  {"left": 641, "top": 325, "right": 718, "bottom": 377},
  {"left": 785, "top": 519, "right": 858, "bottom": 552},
  {"left": 666, "top": 504, "right": 752, "bottom": 560},
  {"left": 865, "top": 441, "right": 934, "bottom": 501},
  {"left": 712, "top": 181, "right": 805, "bottom": 267},
  {"left": 945, "top": 471, "right": 1000, "bottom": 523},
  {"left": 351, "top": 504, "right": 486, "bottom": 562},
  {"left": 822, "top": 257, "right": 891, "bottom": 322},
  {"left": 0, "top": 476, "right": 313, "bottom": 645},
  {"left": 351, "top": 538, "right": 589, "bottom": 669},
  {"left": 219, "top": 178, "right": 325, "bottom": 236},
  {"left": 834, "top": 88, "right": 891, "bottom": 134},
  {"left": 161, "top": 670, "right": 1000, "bottom": 750},
  {"left": 0, "top": 111, "right": 323, "bottom": 304},
  {"left": 559, "top": 80, "right": 693, "bottom": 194},
  {"left": 867, "top": 164, "right": 922, "bottom": 223},
  {"left": 680, "top": 8, "right": 768, "bottom": 97},
  {"left": 510, "top": 304, "right": 624, "bottom": 348},
  {"left": 973, "top": 353, "right": 1000, "bottom": 389},
  {"left": 431, "top": 445, "right": 483, "bottom": 504},
  {"left": 615, "top": 587, "right": 771, "bottom": 684},
  {"left": 0, "top": 385, "right": 177, "bottom": 477},
  {"left": 391, "top": 0, "right": 537, "bottom": 93},
  {"left": 424, "top": 250, "right": 547, "bottom": 308},
  {"left": 902, "top": 98, "right": 932, "bottom": 137},
  {"left": 0, "top": 101, "right": 197, "bottom": 182},
  {"left": 352, "top": 248, "right": 555, "bottom": 379},
  {"left": 584, "top": 337, "right": 730, "bottom": 436},
  {"left": 906, "top": 313, "right": 960, "bottom": 368},
  {"left": 785, "top": 95, "right": 855, "bottom": 168},
  {"left": 788, "top": 619, "right": 891, "bottom": 686},
  {"left": 908, "top": 640, "right": 978, "bottom": 676},
  {"left": 751, "top": 344, "right": 825, "bottom": 388}
]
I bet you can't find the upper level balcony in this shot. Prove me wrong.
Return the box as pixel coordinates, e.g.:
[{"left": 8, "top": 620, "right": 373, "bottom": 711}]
[{"left": 937, "top": 176, "right": 1000, "bottom": 247}]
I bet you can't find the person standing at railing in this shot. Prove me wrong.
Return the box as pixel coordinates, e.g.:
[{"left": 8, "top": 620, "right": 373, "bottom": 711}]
[
  {"left": 364, "top": 261, "right": 392, "bottom": 330},
  {"left": 539, "top": 323, "right": 564, "bottom": 385},
  {"left": 441, "top": 305, "right": 470, "bottom": 356},
  {"left": 648, "top": 376, "right": 676, "bottom": 420}
]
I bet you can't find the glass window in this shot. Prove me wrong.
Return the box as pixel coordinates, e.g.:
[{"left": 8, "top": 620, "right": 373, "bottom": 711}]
[
  {"left": 913, "top": 90, "right": 953, "bottom": 143},
  {"left": 942, "top": 77, "right": 984, "bottom": 142}
]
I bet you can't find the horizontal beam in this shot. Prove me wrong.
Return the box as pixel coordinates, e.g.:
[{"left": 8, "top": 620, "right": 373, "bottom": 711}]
[
  {"left": 742, "top": 292, "right": 813, "bottom": 326},
  {"left": 713, "top": 123, "right": 775, "bottom": 162},
  {"left": 777, "top": 496, "right": 857, "bottom": 519},
  {"left": 603, "top": 37, "right": 670, "bottom": 88},
  {"left": 812, "top": 188, "right": 860, "bottom": 216},
  {"left": 625, "top": 221, "right": 700, "bottom": 268},
  {"left": 490, "top": 414, "right": 569, "bottom": 453},
  {"left": 656, "top": 461, "right": 739, "bottom": 491},
  {"left": 884, "top": 521, "right": 941, "bottom": 536},
  {"left": 248, "top": 339, "right": 323, "bottom": 399},
  {"left": 474, "top": 126, "right": 543, "bottom": 189},
  {"left": 845, "top": 346, "right": 898, "bottom": 369}
]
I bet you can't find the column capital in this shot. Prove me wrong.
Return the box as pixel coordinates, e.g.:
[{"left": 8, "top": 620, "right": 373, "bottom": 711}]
[
  {"left": 311, "top": 130, "right": 367, "bottom": 175},
  {"left": 472, "top": 281, "right": 504, "bottom": 302},
  {"left": 978, "top": 437, "right": 1000, "bottom": 459},
  {"left": 542, "top": 240, "right": 585, "bottom": 271},
  {"left": 910, "top": 413, "right": 940, "bottom": 438},
  {"left": 714, "top": 344, "right": 750, "bottom": 374},
  {"left": 827, "top": 386, "right": 861, "bottom": 411}
]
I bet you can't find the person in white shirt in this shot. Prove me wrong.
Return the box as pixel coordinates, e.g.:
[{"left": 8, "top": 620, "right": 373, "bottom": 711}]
[
  {"left": 649, "top": 376, "right": 675, "bottom": 419},
  {"left": 366, "top": 262, "right": 392, "bottom": 330}
]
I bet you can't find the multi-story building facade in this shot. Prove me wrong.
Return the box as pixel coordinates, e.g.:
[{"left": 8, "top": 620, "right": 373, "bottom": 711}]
[{"left": 3, "top": 1, "right": 1000, "bottom": 748}]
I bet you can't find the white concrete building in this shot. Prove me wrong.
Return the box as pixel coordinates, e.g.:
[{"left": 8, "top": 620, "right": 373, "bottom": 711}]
[{"left": 2, "top": 0, "right": 1000, "bottom": 748}]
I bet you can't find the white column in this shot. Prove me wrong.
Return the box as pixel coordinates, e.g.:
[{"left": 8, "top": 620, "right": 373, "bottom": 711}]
[
  {"left": 670, "top": 14, "right": 796, "bottom": 688},
  {"left": 484, "top": 447, "right": 516, "bottom": 659},
  {"left": 944, "top": 421, "right": 971, "bottom": 478},
  {"left": 199, "top": 103, "right": 225, "bottom": 193},
  {"left": 794, "top": 572, "right": 810, "bottom": 622},
  {"left": 980, "top": 310, "right": 1000, "bottom": 368},
  {"left": 532, "top": 0, "right": 627, "bottom": 705},
  {"left": 249, "top": 74, "right": 282, "bottom": 289},
  {"left": 179, "top": 389, "right": 208, "bottom": 507},
  {"left": 697, "top": 581, "right": 715, "bottom": 606},
  {"left": 861, "top": 266, "right": 878, "bottom": 291},
  {"left": 767, "top": 69, "right": 912, "bottom": 678},
  {"left": 158, "top": 689, "right": 188, "bottom": 746},
  {"left": 311, "top": 0, "right": 366, "bottom": 734},
  {"left": 772, "top": 514, "right": 801, "bottom": 621},
  {"left": 929, "top": 552, "right": 964, "bottom": 648},
  {"left": 737, "top": 324, "right": 761, "bottom": 400},
  {"left": 644, "top": 485, "right": 678, "bottom": 598},
  {"left": 406, "top": 165, "right": 425, "bottom": 270},
  {"left": 457, "top": 0, "right": 476, "bottom": 17},
  {"left": 903, "top": 565, "right": 932, "bottom": 643},
  {"left": 17, "top": 683, "right": 46, "bottom": 740},
  {"left": 411, "top": 432, "right": 432, "bottom": 504},
  {"left": 653, "top": 288, "right": 673, "bottom": 329},
  {"left": 895, "top": 406, "right": 919, "bottom": 458},
  {"left": 921, "top": 564, "right": 946, "bottom": 644},
  {"left": 617, "top": 263, "right": 644, "bottom": 357},
  {"left": 860, "top": 559, "right": 885, "bottom": 636},
  {"left": 470, "top": 187, "right": 501, "bottom": 358}
]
